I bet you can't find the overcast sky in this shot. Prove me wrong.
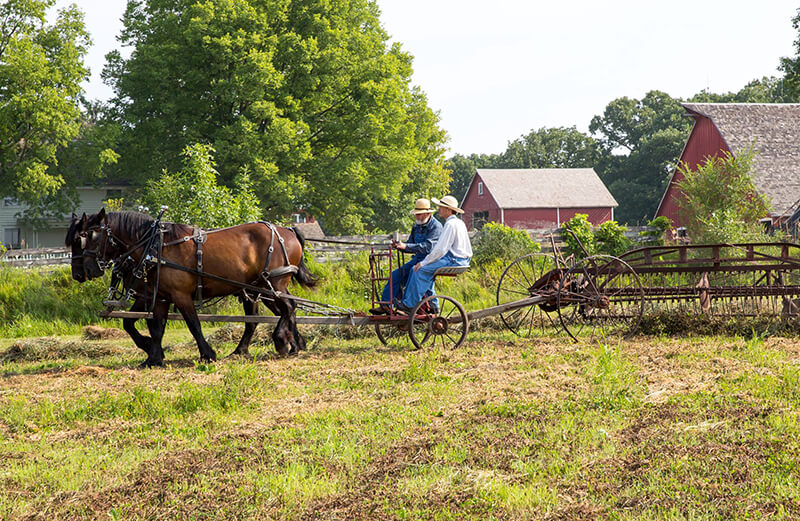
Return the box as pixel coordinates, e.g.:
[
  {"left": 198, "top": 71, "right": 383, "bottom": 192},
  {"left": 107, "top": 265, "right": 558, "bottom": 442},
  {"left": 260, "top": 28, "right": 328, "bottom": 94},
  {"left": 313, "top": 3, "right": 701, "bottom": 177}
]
[{"left": 55, "top": 0, "right": 800, "bottom": 155}]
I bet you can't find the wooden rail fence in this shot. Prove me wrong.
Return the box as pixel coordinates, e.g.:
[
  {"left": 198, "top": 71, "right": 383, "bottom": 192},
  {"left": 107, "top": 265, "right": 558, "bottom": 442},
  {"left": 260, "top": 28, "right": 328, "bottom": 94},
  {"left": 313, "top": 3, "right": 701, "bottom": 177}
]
[{"left": 0, "top": 226, "right": 658, "bottom": 266}]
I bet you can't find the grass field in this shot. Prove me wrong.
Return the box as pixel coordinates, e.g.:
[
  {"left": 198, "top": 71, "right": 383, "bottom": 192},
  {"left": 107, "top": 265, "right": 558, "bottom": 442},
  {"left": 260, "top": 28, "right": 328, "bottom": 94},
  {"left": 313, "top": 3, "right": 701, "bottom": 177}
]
[{"left": 2, "top": 324, "right": 800, "bottom": 520}]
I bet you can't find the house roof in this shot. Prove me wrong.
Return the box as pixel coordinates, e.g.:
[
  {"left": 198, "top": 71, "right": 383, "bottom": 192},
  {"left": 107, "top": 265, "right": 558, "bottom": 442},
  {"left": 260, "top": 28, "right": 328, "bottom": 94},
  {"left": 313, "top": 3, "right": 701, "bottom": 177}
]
[
  {"left": 681, "top": 103, "right": 800, "bottom": 216},
  {"left": 473, "top": 168, "right": 618, "bottom": 209}
]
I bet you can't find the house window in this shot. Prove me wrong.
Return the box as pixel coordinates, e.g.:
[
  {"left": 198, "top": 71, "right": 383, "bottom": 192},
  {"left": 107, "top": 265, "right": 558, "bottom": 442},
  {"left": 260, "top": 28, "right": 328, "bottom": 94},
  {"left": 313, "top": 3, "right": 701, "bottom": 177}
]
[
  {"left": 292, "top": 213, "right": 307, "bottom": 224},
  {"left": 478, "top": 182, "right": 483, "bottom": 195},
  {"left": 4, "top": 228, "right": 21, "bottom": 249},
  {"left": 472, "top": 211, "right": 489, "bottom": 230},
  {"left": 3, "top": 197, "right": 18, "bottom": 207}
]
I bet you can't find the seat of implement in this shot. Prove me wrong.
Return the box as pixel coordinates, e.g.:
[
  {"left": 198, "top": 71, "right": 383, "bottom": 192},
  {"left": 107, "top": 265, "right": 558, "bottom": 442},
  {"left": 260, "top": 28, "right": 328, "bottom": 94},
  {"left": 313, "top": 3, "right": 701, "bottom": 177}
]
[{"left": 433, "top": 265, "right": 471, "bottom": 277}]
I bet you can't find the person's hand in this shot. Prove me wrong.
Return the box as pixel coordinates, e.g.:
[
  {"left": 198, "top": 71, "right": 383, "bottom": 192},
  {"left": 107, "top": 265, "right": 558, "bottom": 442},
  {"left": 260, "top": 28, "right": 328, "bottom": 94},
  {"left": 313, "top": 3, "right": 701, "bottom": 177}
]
[
  {"left": 413, "top": 263, "right": 421, "bottom": 271},
  {"left": 395, "top": 241, "right": 406, "bottom": 251}
]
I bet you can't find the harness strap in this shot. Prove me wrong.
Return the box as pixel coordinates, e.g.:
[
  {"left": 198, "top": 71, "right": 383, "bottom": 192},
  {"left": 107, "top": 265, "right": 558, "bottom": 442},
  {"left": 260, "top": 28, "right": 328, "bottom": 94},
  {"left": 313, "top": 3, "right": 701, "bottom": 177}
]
[
  {"left": 259, "top": 222, "right": 297, "bottom": 283},
  {"left": 194, "top": 228, "right": 207, "bottom": 302}
]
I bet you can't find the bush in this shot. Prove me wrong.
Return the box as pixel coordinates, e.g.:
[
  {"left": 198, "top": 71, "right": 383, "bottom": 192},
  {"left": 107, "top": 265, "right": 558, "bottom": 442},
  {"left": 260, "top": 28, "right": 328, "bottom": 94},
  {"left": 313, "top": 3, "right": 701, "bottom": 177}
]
[
  {"left": 561, "top": 214, "right": 595, "bottom": 258},
  {"left": 140, "top": 144, "right": 262, "bottom": 227},
  {"left": 639, "top": 216, "right": 671, "bottom": 246},
  {"left": 594, "top": 220, "right": 632, "bottom": 257},
  {"left": 676, "top": 149, "right": 770, "bottom": 243},
  {"left": 471, "top": 222, "right": 540, "bottom": 266}
]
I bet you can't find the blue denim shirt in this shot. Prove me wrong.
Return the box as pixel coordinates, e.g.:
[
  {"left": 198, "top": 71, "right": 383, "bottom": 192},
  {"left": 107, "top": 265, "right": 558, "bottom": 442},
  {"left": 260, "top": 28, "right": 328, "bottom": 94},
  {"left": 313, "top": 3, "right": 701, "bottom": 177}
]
[{"left": 405, "top": 216, "right": 443, "bottom": 263}]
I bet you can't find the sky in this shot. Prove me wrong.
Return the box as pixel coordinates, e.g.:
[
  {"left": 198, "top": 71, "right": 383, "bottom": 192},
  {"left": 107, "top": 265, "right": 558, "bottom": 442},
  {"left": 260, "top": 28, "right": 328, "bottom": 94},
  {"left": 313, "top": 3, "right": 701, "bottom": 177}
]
[{"left": 54, "top": 0, "right": 800, "bottom": 155}]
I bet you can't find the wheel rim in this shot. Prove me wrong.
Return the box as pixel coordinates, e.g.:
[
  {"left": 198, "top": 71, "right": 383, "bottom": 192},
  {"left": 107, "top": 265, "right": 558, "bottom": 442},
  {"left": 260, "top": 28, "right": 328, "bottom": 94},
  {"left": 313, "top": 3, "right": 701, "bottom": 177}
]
[
  {"left": 375, "top": 320, "right": 429, "bottom": 348},
  {"left": 557, "top": 255, "right": 644, "bottom": 342},
  {"left": 409, "top": 295, "right": 469, "bottom": 349},
  {"left": 496, "top": 253, "right": 564, "bottom": 337}
]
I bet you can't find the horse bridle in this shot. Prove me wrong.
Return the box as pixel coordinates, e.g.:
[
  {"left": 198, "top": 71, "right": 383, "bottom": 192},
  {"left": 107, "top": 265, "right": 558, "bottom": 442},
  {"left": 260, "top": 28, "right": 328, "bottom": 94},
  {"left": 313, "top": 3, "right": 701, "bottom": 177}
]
[{"left": 78, "top": 224, "right": 120, "bottom": 270}]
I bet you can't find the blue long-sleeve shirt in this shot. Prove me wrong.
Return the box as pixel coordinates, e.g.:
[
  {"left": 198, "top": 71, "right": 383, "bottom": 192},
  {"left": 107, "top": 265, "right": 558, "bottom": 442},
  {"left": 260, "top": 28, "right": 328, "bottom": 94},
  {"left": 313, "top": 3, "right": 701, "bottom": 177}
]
[{"left": 404, "top": 217, "right": 443, "bottom": 263}]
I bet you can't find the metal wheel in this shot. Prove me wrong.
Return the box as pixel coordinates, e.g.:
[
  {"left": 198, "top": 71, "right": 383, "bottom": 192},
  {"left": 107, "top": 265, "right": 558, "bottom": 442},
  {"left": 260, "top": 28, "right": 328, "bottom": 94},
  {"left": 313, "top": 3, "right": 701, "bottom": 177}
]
[
  {"left": 556, "top": 255, "right": 644, "bottom": 342},
  {"left": 374, "top": 320, "right": 430, "bottom": 348},
  {"left": 408, "top": 295, "right": 469, "bottom": 350},
  {"left": 496, "top": 252, "right": 566, "bottom": 337}
]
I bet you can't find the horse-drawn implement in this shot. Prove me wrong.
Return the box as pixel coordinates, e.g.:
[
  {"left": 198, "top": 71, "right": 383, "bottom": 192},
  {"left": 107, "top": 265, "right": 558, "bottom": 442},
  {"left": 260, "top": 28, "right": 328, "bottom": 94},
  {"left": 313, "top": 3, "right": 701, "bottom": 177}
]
[{"left": 68, "top": 209, "right": 800, "bottom": 365}]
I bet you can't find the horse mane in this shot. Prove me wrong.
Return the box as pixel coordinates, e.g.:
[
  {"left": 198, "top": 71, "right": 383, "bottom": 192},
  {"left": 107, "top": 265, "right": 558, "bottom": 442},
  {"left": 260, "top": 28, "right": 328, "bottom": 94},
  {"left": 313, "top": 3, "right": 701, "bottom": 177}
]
[
  {"left": 65, "top": 218, "right": 80, "bottom": 246},
  {"left": 107, "top": 211, "right": 194, "bottom": 242}
]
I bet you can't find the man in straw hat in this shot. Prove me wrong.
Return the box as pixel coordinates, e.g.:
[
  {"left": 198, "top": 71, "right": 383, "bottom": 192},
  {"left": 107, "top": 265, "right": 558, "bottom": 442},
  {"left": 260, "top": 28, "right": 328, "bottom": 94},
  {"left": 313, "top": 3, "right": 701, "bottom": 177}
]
[
  {"left": 369, "top": 198, "right": 443, "bottom": 315},
  {"left": 396, "top": 195, "right": 472, "bottom": 313}
]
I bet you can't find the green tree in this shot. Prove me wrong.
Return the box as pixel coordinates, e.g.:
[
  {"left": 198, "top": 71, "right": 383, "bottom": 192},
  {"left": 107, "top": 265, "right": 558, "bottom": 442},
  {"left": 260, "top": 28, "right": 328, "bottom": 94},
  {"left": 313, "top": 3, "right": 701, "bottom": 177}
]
[
  {"left": 561, "top": 213, "right": 595, "bottom": 258},
  {"left": 780, "top": 8, "right": 800, "bottom": 101},
  {"left": 499, "top": 126, "right": 598, "bottom": 170},
  {"left": 590, "top": 91, "right": 691, "bottom": 225},
  {"left": 675, "top": 149, "right": 770, "bottom": 244},
  {"left": 445, "top": 152, "right": 500, "bottom": 203},
  {"left": 690, "top": 77, "right": 793, "bottom": 103},
  {"left": 0, "top": 0, "right": 90, "bottom": 208},
  {"left": 104, "top": 0, "right": 448, "bottom": 233},
  {"left": 140, "top": 143, "right": 262, "bottom": 228}
]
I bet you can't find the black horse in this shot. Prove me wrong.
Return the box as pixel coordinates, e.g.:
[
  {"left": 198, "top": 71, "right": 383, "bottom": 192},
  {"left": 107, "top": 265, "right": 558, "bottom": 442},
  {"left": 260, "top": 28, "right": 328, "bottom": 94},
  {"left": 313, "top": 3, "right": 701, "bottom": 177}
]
[{"left": 66, "top": 209, "right": 316, "bottom": 367}]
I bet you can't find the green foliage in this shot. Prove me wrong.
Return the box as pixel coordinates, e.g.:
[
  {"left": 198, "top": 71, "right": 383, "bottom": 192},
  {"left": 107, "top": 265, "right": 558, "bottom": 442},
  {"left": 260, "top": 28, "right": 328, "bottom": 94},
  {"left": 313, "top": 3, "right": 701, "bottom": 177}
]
[
  {"left": 499, "top": 126, "right": 599, "bottom": 170},
  {"left": 446, "top": 153, "right": 500, "bottom": 203},
  {"left": 140, "top": 144, "right": 262, "bottom": 228},
  {"left": 593, "top": 220, "right": 632, "bottom": 257},
  {"left": 638, "top": 216, "right": 671, "bottom": 246},
  {"left": 779, "top": 10, "right": 800, "bottom": 102},
  {"left": 0, "top": 0, "right": 90, "bottom": 210},
  {"left": 103, "top": 0, "right": 448, "bottom": 233},
  {"left": 590, "top": 91, "right": 691, "bottom": 224},
  {"left": 561, "top": 214, "right": 595, "bottom": 258},
  {"left": 676, "top": 149, "right": 771, "bottom": 244},
  {"left": 472, "top": 222, "right": 540, "bottom": 267}
]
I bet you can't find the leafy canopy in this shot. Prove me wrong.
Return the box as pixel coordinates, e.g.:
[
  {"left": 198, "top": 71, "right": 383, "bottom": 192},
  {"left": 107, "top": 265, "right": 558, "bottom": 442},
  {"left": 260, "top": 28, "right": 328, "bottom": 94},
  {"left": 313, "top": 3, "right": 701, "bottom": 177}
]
[
  {"left": 140, "top": 144, "right": 262, "bottom": 228},
  {"left": 0, "top": 0, "right": 90, "bottom": 206},
  {"left": 104, "top": 0, "right": 448, "bottom": 233}
]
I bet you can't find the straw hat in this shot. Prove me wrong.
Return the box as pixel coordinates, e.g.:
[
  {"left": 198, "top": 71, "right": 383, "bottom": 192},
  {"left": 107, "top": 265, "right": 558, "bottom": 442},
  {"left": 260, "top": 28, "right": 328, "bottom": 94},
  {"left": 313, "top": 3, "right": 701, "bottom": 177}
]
[
  {"left": 409, "top": 198, "right": 435, "bottom": 215},
  {"left": 431, "top": 195, "right": 464, "bottom": 214}
]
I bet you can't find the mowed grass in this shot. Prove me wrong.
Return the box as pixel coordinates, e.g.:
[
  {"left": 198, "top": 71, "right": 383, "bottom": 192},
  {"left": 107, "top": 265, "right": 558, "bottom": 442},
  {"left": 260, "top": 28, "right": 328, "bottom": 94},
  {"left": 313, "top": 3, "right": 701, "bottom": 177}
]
[{"left": 1, "top": 327, "right": 800, "bottom": 520}]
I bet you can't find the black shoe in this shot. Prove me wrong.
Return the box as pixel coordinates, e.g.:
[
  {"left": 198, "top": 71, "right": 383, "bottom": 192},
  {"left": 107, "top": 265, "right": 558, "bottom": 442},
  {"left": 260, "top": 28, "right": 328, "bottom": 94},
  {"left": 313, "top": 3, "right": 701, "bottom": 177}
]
[
  {"left": 369, "top": 305, "right": 389, "bottom": 315},
  {"left": 393, "top": 298, "right": 412, "bottom": 314}
]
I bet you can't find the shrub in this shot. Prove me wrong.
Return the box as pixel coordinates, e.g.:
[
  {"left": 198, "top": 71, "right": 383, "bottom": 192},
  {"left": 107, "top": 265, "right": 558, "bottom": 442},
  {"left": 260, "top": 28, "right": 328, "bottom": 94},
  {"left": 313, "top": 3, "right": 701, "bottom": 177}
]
[
  {"left": 561, "top": 214, "right": 595, "bottom": 258},
  {"left": 139, "top": 144, "right": 262, "bottom": 227},
  {"left": 639, "top": 216, "right": 671, "bottom": 246},
  {"left": 676, "top": 148, "right": 770, "bottom": 243},
  {"left": 594, "top": 220, "right": 632, "bottom": 257},
  {"left": 472, "top": 222, "right": 540, "bottom": 266}
]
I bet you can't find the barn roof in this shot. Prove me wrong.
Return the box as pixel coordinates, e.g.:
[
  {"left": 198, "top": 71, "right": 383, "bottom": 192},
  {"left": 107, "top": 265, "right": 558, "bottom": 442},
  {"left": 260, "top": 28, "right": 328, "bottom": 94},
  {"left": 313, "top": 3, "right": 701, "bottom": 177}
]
[
  {"left": 473, "top": 168, "right": 618, "bottom": 209},
  {"left": 681, "top": 103, "right": 800, "bottom": 216}
]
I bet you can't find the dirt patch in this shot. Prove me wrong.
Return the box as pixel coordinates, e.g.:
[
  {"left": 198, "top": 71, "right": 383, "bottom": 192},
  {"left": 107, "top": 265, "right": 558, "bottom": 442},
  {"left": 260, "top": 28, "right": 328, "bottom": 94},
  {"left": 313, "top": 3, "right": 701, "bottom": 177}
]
[
  {"left": 1, "top": 337, "right": 125, "bottom": 362},
  {"left": 82, "top": 325, "right": 127, "bottom": 340}
]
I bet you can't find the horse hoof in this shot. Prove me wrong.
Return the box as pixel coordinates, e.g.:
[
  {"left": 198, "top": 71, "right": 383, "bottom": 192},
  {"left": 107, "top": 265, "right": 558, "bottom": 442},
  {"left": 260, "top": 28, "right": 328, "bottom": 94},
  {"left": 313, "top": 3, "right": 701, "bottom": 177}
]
[
  {"left": 138, "top": 360, "right": 164, "bottom": 369},
  {"left": 228, "top": 350, "right": 250, "bottom": 358}
]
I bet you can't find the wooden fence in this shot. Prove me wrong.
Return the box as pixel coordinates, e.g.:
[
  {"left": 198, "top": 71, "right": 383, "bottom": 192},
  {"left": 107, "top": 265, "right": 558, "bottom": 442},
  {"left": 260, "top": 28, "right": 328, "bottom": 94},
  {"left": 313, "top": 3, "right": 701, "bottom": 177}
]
[
  {"left": 0, "top": 247, "right": 72, "bottom": 267},
  {"left": 0, "top": 226, "right": 658, "bottom": 266}
]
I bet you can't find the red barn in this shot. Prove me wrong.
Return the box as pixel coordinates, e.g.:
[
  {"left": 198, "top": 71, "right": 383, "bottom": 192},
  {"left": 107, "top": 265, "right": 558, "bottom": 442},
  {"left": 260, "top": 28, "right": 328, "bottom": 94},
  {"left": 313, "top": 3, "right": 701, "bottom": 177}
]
[
  {"left": 656, "top": 103, "right": 800, "bottom": 227},
  {"left": 461, "top": 168, "right": 618, "bottom": 230}
]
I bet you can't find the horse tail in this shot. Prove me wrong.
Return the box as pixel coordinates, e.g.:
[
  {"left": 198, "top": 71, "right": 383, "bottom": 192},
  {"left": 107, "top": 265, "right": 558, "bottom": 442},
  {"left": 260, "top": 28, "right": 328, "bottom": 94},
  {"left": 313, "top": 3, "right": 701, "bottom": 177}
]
[{"left": 291, "top": 226, "right": 317, "bottom": 288}]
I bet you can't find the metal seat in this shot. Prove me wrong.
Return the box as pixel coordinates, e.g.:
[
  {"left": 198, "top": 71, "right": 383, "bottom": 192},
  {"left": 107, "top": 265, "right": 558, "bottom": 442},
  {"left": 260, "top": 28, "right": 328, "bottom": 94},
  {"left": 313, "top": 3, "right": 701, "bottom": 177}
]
[{"left": 433, "top": 265, "right": 470, "bottom": 277}]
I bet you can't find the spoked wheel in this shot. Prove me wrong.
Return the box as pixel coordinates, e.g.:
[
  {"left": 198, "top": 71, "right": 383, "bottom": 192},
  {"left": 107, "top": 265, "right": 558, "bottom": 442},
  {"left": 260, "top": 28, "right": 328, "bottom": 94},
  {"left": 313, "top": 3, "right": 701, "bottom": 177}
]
[
  {"left": 556, "top": 255, "right": 644, "bottom": 342},
  {"left": 409, "top": 295, "right": 469, "bottom": 350},
  {"left": 374, "top": 320, "right": 430, "bottom": 349},
  {"left": 496, "top": 253, "right": 565, "bottom": 337}
]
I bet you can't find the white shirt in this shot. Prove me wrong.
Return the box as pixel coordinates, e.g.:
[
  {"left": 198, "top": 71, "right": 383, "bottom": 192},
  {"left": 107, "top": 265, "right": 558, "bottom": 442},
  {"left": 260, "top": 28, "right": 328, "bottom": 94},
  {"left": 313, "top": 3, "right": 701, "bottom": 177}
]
[{"left": 419, "top": 215, "right": 473, "bottom": 267}]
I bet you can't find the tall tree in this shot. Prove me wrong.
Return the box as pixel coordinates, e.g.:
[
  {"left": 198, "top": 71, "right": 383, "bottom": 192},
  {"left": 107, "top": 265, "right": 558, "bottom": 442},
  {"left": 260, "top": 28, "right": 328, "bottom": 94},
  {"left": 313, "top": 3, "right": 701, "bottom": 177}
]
[
  {"left": 104, "top": 0, "right": 448, "bottom": 233},
  {"left": 780, "top": 8, "right": 800, "bottom": 101},
  {"left": 499, "top": 126, "right": 598, "bottom": 170},
  {"left": 0, "top": 0, "right": 90, "bottom": 209},
  {"left": 446, "top": 152, "right": 499, "bottom": 203},
  {"left": 590, "top": 91, "right": 690, "bottom": 224}
]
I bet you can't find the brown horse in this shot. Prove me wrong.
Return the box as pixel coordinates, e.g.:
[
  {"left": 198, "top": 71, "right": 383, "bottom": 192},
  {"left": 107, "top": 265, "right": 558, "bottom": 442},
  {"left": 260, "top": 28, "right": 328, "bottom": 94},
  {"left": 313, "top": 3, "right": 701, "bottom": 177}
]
[{"left": 66, "top": 209, "right": 316, "bottom": 367}]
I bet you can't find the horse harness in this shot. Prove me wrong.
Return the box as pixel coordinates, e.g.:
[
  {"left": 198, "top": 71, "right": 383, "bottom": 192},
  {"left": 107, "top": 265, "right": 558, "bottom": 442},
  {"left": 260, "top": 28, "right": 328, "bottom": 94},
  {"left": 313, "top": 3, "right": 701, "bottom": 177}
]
[{"left": 89, "top": 219, "right": 298, "bottom": 311}]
